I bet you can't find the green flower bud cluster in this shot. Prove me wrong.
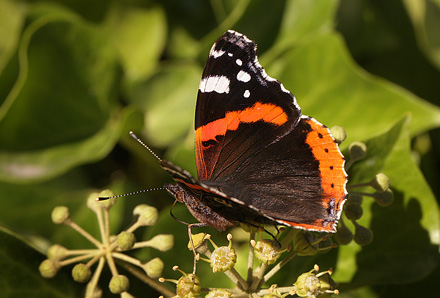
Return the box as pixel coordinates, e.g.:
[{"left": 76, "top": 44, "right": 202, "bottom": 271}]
[
  {"left": 294, "top": 265, "right": 338, "bottom": 298},
  {"left": 339, "top": 172, "right": 393, "bottom": 245},
  {"left": 253, "top": 239, "right": 283, "bottom": 265},
  {"left": 291, "top": 230, "right": 335, "bottom": 256},
  {"left": 204, "top": 234, "right": 237, "bottom": 273},
  {"left": 39, "top": 190, "right": 173, "bottom": 297},
  {"left": 339, "top": 138, "right": 394, "bottom": 247},
  {"left": 160, "top": 266, "right": 202, "bottom": 298}
]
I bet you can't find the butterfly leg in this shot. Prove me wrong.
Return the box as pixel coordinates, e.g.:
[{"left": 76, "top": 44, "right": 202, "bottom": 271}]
[{"left": 188, "top": 222, "right": 208, "bottom": 282}]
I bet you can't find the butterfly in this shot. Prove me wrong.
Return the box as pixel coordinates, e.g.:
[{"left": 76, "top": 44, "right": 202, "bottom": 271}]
[{"left": 160, "top": 30, "right": 347, "bottom": 233}]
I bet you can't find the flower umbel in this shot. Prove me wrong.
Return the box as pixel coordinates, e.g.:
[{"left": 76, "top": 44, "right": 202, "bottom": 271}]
[
  {"left": 338, "top": 139, "right": 395, "bottom": 247},
  {"left": 39, "top": 190, "right": 174, "bottom": 297}
]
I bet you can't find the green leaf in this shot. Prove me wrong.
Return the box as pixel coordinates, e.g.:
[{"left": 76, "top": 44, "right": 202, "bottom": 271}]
[
  {"left": 334, "top": 116, "right": 440, "bottom": 285},
  {"left": 0, "top": 4, "right": 126, "bottom": 183},
  {"left": 0, "top": 227, "right": 82, "bottom": 298},
  {"left": 0, "top": 108, "right": 134, "bottom": 183},
  {"left": 404, "top": 0, "right": 440, "bottom": 69},
  {"left": 269, "top": 33, "right": 440, "bottom": 144},
  {"left": 105, "top": 4, "right": 167, "bottom": 84},
  {"left": 127, "top": 64, "right": 201, "bottom": 148},
  {"left": 278, "top": 0, "right": 337, "bottom": 44},
  {"left": 0, "top": 0, "right": 27, "bottom": 73}
]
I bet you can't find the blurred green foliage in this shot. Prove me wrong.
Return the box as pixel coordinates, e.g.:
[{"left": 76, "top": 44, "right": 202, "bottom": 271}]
[{"left": 0, "top": 0, "right": 439, "bottom": 297}]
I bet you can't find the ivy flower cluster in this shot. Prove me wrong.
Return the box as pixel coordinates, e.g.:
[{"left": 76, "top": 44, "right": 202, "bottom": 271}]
[
  {"left": 330, "top": 126, "right": 394, "bottom": 247},
  {"left": 39, "top": 190, "right": 174, "bottom": 297},
  {"left": 161, "top": 230, "right": 338, "bottom": 298}
]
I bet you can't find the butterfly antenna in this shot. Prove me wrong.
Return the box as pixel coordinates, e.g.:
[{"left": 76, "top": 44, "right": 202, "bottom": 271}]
[
  {"left": 97, "top": 188, "right": 165, "bottom": 201},
  {"left": 129, "top": 131, "right": 162, "bottom": 161}
]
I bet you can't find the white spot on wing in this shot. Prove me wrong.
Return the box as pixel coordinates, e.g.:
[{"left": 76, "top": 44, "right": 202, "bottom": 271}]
[
  {"left": 228, "top": 52, "right": 233, "bottom": 57},
  {"left": 210, "top": 49, "right": 225, "bottom": 59},
  {"left": 237, "top": 70, "right": 251, "bottom": 83},
  {"left": 236, "top": 59, "right": 242, "bottom": 66},
  {"left": 199, "top": 76, "right": 230, "bottom": 94},
  {"left": 244, "top": 90, "right": 250, "bottom": 98}
]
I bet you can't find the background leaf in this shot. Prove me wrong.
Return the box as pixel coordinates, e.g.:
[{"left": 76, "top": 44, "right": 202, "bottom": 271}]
[{"left": 0, "top": 227, "right": 83, "bottom": 298}]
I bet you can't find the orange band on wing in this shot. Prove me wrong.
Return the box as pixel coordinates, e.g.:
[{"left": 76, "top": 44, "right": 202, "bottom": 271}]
[
  {"left": 304, "top": 118, "right": 347, "bottom": 201},
  {"left": 196, "top": 102, "right": 288, "bottom": 143}
]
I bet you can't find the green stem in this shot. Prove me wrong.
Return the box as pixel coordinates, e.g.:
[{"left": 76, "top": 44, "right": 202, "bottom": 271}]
[
  {"left": 105, "top": 251, "right": 119, "bottom": 276},
  {"left": 112, "top": 252, "right": 143, "bottom": 267},
  {"left": 103, "top": 208, "right": 111, "bottom": 247},
  {"left": 85, "top": 257, "right": 105, "bottom": 298},
  {"left": 247, "top": 231, "right": 255, "bottom": 285},
  {"left": 59, "top": 252, "right": 99, "bottom": 266},
  {"left": 263, "top": 250, "right": 297, "bottom": 283},
  {"left": 117, "top": 261, "right": 176, "bottom": 298}
]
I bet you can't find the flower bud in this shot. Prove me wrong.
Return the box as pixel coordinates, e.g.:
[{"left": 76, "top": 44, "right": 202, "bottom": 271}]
[
  {"left": 39, "top": 259, "right": 59, "bottom": 278},
  {"left": 133, "top": 204, "right": 158, "bottom": 226},
  {"left": 87, "top": 192, "right": 101, "bottom": 212},
  {"left": 294, "top": 272, "right": 320, "bottom": 298},
  {"left": 370, "top": 173, "right": 390, "bottom": 192},
  {"left": 176, "top": 274, "right": 201, "bottom": 298},
  {"left": 254, "top": 239, "right": 282, "bottom": 265},
  {"left": 51, "top": 206, "right": 70, "bottom": 225},
  {"left": 72, "top": 263, "right": 91, "bottom": 283},
  {"left": 353, "top": 223, "right": 373, "bottom": 246},
  {"left": 210, "top": 245, "right": 237, "bottom": 273},
  {"left": 143, "top": 257, "right": 164, "bottom": 279},
  {"left": 117, "top": 231, "right": 136, "bottom": 251},
  {"left": 330, "top": 126, "right": 346, "bottom": 144},
  {"left": 349, "top": 142, "right": 367, "bottom": 162},
  {"left": 373, "top": 189, "right": 394, "bottom": 207},
  {"left": 146, "top": 234, "right": 174, "bottom": 252},
  {"left": 97, "top": 190, "right": 116, "bottom": 209},
  {"left": 205, "top": 289, "right": 231, "bottom": 298},
  {"left": 293, "top": 231, "right": 318, "bottom": 256},
  {"left": 109, "top": 275, "right": 130, "bottom": 294},
  {"left": 47, "top": 244, "right": 68, "bottom": 261},
  {"left": 317, "top": 236, "right": 334, "bottom": 254},
  {"left": 347, "top": 193, "right": 363, "bottom": 204},
  {"left": 334, "top": 222, "right": 353, "bottom": 245},
  {"left": 344, "top": 202, "right": 363, "bottom": 221}
]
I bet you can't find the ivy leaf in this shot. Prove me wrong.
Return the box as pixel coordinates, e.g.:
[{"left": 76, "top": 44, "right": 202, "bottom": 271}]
[
  {"left": 0, "top": 4, "right": 124, "bottom": 183},
  {"left": 404, "top": 0, "right": 440, "bottom": 70},
  {"left": 0, "top": 227, "right": 82, "bottom": 298},
  {"left": 269, "top": 33, "right": 440, "bottom": 145},
  {"left": 334, "top": 116, "right": 440, "bottom": 285},
  {"left": 106, "top": 4, "right": 167, "bottom": 84},
  {"left": 127, "top": 64, "right": 201, "bottom": 148}
]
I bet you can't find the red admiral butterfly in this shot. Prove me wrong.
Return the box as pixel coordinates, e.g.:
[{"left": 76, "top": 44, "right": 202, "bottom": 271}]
[{"left": 161, "top": 30, "right": 347, "bottom": 233}]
